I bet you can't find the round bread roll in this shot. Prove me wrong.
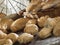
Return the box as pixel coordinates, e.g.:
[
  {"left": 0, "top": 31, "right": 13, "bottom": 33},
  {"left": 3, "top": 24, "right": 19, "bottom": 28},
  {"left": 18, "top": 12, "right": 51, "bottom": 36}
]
[
  {"left": 10, "top": 18, "right": 29, "bottom": 32},
  {"left": 37, "top": 15, "right": 49, "bottom": 27},
  {"left": 0, "top": 39, "right": 13, "bottom": 45},
  {"left": 6, "top": 33, "right": 19, "bottom": 43},
  {"left": 26, "top": 19, "right": 36, "bottom": 25},
  {"left": 44, "top": 18, "right": 57, "bottom": 29},
  {"left": 38, "top": 27, "right": 52, "bottom": 39},
  {"left": 18, "top": 33, "right": 34, "bottom": 44},
  {"left": 0, "top": 30, "right": 7, "bottom": 39},
  {"left": 0, "top": 18, "right": 13, "bottom": 33},
  {"left": 53, "top": 22, "right": 60, "bottom": 36},
  {"left": 4, "top": 39, "right": 13, "bottom": 45},
  {"left": 24, "top": 24, "right": 38, "bottom": 35},
  {"left": 0, "top": 13, "right": 6, "bottom": 18}
]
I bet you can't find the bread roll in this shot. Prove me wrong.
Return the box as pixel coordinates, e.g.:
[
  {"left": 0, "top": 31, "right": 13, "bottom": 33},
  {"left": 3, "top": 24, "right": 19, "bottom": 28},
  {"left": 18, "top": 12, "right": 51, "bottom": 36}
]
[
  {"left": 0, "top": 39, "right": 13, "bottom": 45},
  {"left": 37, "top": 15, "right": 49, "bottom": 27},
  {"left": 4, "top": 39, "right": 13, "bottom": 45},
  {"left": 38, "top": 27, "right": 52, "bottom": 39},
  {"left": 24, "top": 24, "right": 38, "bottom": 35},
  {"left": 53, "top": 22, "right": 60, "bottom": 36},
  {"left": 0, "top": 30, "right": 7, "bottom": 39},
  {"left": 6, "top": 33, "right": 19, "bottom": 43},
  {"left": 44, "top": 18, "right": 57, "bottom": 29},
  {"left": 18, "top": 33, "right": 34, "bottom": 44},
  {"left": 0, "top": 18, "right": 13, "bottom": 33},
  {"left": 10, "top": 18, "right": 29, "bottom": 32}
]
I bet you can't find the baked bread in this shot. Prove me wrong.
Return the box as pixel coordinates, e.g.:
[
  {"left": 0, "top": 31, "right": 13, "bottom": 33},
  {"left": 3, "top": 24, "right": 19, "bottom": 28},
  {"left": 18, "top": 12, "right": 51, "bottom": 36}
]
[
  {"left": 44, "top": 18, "right": 57, "bottom": 29},
  {"left": 24, "top": 24, "right": 38, "bottom": 35},
  {"left": 18, "top": 33, "right": 34, "bottom": 44},
  {"left": 38, "top": 27, "right": 52, "bottom": 39},
  {"left": 53, "top": 22, "right": 60, "bottom": 36},
  {"left": 0, "top": 39, "right": 13, "bottom": 45},
  {"left": 6, "top": 33, "right": 19, "bottom": 43},
  {"left": 10, "top": 18, "right": 29, "bottom": 32},
  {"left": 0, "top": 18, "right": 13, "bottom": 33},
  {"left": 37, "top": 15, "right": 49, "bottom": 27},
  {"left": 0, "top": 30, "right": 7, "bottom": 39}
]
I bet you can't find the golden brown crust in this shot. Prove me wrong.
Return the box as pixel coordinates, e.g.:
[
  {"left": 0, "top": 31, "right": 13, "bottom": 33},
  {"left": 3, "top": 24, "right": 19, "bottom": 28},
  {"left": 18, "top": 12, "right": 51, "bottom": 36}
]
[
  {"left": 37, "top": 15, "right": 49, "bottom": 27},
  {"left": 18, "top": 33, "right": 34, "bottom": 44},
  {"left": 6, "top": 33, "right": 19, "bottom": 43},
  {"left": 0, "top": 18, "right": 14, "bottom": 33},
  {"left": 10, "top": 18, "right": 29, "bottom": 32},
  {"left": 0, "top": 30, "right": 7, "bottom": 39},
  {"left": 44, "top": 18, "right": 57, "bottom": 29},
  {"left": 24, "top": 24, "right": 38, "bottom": 35},
  {"left": 53, "top": 22, "right": 60, "bottom": 36},
  {"left": 38, "top": 27, "right": 52, "bottom": 39},
  {"left": 0, "top": 39, "right": 13, "bottom": 45}
]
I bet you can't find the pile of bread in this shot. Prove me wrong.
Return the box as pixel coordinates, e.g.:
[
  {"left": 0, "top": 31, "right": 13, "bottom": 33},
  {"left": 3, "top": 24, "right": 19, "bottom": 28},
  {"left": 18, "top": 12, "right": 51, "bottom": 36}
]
[
  {"left": 0, "top": 0, "right": 60, "bottom": 45},
  {"left": 0, "top": 11, "right": 60, "bottom": 45}
]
